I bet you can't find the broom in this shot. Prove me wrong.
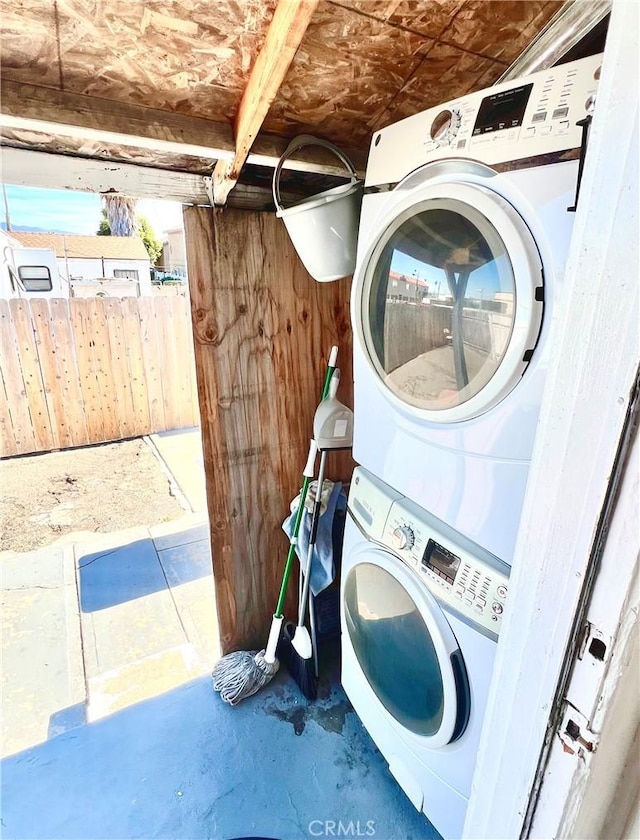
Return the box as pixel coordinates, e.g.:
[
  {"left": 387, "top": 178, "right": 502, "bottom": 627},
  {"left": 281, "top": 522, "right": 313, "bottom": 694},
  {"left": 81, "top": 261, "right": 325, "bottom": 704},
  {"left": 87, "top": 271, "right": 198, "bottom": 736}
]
[
  {"left": 211, "top": 346, "right": 338, "bottom": 705},
  {"left": 278, "top": 368, "right": 354, "bottom": 700},
  {"left": 277, "top": 446, "right": 328, "bottom": 701}
]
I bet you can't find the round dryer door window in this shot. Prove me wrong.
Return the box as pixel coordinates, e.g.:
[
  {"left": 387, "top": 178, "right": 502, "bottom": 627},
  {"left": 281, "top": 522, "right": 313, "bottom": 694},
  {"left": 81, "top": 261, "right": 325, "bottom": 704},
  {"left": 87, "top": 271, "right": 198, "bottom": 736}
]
[
  {"left": 343, "top": 555, "right": 470, "bottom": 746},
  {"left": 358, "top": 183, "right": 543, "bottom": 422}
]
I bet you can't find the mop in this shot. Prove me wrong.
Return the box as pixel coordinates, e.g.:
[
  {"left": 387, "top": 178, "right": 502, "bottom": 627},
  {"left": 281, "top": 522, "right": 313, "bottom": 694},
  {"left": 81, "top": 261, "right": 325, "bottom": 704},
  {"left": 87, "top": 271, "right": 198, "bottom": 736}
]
[
  {"left": 211, "top": 346, "right": 338, "bottom": 705},
  {"left": 278, "top": 369, "right": 354, "bottom": 700}
]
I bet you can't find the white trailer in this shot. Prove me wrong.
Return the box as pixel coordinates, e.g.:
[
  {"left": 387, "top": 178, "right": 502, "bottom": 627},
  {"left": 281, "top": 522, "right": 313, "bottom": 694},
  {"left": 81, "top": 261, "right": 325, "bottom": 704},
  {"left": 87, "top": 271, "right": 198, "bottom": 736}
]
[
  {"left": 1, "top": 231, "right": 68, "bottom": 299},
  {"left": 1, "top": 230, "right": 149, "bottom": 299}
]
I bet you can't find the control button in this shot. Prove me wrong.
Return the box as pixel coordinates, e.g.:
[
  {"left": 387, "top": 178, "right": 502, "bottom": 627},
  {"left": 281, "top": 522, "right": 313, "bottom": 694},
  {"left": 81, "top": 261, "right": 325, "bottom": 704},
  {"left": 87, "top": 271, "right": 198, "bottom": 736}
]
[
  {"left": 477, "top": 597, "right": 486, "bottom": 608},
  {"left": 585, "top": 94, "right": 597, "bottom": 114},
  {"left": 392, "top": 525, "right": 415, "bottom": 551},
  {"left": 491, "top": 615, "right": 499, "bottom": 622},
  {"left": 558, "top": 120, "right": 570, "bottom": 132},
  {"left": 430, "top": 107, "right": 462, "bottom": 147},
  {"left": 525, "top": 127, "right": 536, "bottom": 137},
  {"left": 539, "top": 126, "right": 552, "bottom": 136},
  {"left": 553, "top": 106, "right": 569, "bottom": 119},
  {"left": 475, "top": 603, "right": 483, "bottom": 612},
  {"left": 496, "top": 584, "right": 508, "bottom": 599},
  {"left": 464, "top": 597, "right": 474, "bottom": 607},
  {"left": 492, "top": 602, "right": 504, "bottom": 616}
]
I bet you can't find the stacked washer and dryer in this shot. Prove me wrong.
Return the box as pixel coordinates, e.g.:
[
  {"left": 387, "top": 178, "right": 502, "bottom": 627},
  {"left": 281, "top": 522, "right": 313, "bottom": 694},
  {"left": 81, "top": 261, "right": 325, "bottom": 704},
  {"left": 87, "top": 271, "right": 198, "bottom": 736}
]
[{"left": 340, "top": 54, "right": 602, "bottom": 839}]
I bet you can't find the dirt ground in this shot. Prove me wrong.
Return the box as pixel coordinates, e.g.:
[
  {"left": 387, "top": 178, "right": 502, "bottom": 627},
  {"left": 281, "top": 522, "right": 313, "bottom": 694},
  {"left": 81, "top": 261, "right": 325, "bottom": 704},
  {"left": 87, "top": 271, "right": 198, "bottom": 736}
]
[{"left": 0, "top": 438, "right": 186, "bottom": 553}]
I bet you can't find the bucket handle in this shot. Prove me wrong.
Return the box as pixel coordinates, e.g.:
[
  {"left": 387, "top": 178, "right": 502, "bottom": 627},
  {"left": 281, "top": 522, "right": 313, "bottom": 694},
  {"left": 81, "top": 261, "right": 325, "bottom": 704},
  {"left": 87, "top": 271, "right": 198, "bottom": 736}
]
[{"left": 272, "top": 134, "right": 359, "bottom": 213}]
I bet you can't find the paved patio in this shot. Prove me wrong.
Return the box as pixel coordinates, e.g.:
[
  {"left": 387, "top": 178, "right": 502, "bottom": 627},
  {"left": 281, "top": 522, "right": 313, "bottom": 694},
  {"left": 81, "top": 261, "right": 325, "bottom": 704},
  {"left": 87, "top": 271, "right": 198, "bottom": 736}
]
[{"left": 1, "top": 429, "right": 441, "bottom": 840}]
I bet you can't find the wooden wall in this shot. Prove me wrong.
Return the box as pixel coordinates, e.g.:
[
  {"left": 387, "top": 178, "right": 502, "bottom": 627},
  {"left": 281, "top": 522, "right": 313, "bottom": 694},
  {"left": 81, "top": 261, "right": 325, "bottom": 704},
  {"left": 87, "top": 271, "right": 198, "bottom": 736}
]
[
  {"left": 184, "top": 206, "right": 353, "bottom": 653},
  {"left": 0, "top": 296, "right": 199, "bottom": 457}
]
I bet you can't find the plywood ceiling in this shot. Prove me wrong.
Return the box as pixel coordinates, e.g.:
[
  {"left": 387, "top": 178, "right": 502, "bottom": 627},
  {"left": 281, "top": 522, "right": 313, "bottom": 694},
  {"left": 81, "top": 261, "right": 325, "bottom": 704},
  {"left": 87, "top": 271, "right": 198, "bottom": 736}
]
[{"left": 0, "top": 0, "right": 564, "bottom": 204}]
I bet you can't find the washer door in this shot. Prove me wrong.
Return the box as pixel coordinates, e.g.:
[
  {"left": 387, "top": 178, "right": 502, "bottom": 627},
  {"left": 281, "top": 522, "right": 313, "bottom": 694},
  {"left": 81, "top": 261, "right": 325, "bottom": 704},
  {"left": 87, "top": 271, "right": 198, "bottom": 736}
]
[
  {"left": 343, "top": 545, "right": 470, "bottom": 748},
  {"left": 354, "top": 179, "right": 543, "bottom": 422}
]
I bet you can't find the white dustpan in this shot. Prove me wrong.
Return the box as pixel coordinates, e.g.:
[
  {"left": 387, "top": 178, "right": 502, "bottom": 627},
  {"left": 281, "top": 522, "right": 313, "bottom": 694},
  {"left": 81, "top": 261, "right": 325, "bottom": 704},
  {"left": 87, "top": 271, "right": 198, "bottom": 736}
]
[{"left": 313, "top": 369, "right": 353, "bottom": 451}]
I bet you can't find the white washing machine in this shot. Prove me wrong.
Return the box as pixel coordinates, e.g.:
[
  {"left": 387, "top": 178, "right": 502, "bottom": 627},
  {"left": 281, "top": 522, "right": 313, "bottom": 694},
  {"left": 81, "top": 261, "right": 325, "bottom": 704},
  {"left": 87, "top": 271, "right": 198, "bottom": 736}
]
[
  {"left": 341, "top": 466, "right": 510, "bottom": 839},
  {"left": 351, "top": 53, "right": 602, "bottom": 561}
]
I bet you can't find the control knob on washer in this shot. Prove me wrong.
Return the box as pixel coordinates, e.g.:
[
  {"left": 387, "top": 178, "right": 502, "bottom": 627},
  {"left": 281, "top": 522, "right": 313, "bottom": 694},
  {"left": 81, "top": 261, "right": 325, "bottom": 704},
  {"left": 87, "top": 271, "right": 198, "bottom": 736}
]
[
  {"left": 392, "top": 525, "right": 415, "bottom": 551},
  {"left": 430, "top": 108, "right": 462, "bottom": 147}
]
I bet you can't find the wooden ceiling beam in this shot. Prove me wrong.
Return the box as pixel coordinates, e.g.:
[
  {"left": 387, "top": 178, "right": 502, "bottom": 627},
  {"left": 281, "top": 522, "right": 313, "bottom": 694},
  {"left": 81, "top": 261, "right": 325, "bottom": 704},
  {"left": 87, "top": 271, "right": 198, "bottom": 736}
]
[
  {"left": 0, "top": 80, "right": 364, "bottom": 177},
  {"left": 0, "top": 145, "right": 330, "bottom": 211},
  {"left": 211, "top": 0, "right": 320, "bottom": 206},
  {"left": 1, "top": 146, "right": 211, "bottom": 204}
]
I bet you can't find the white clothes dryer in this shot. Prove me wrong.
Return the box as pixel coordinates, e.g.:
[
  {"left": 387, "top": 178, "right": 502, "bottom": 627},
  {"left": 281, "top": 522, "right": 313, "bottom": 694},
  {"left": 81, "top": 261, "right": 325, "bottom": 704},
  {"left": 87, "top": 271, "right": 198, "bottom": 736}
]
[
  {"left": 351, "top": 53, "right": 602, "bottom": 561},
  {"left": 341, "top": 466, "right": 510, "bottom": 839}
]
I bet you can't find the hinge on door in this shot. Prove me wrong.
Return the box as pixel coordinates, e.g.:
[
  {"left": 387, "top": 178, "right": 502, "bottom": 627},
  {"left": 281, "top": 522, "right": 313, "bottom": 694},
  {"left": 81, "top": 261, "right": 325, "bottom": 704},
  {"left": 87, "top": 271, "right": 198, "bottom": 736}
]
[{"left": 558, "top": 703, "right": 599, "bottom": 758}]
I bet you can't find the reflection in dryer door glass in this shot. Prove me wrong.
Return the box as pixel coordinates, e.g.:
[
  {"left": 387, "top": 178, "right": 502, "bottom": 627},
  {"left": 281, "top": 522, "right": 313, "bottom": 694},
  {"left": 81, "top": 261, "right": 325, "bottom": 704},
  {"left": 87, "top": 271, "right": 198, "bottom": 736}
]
[
  {"left": 368, "top": 205, "right": 516, "bottom": 411},
  {"left": 344, "top": 563, "right": 444, "bottom": 736}
]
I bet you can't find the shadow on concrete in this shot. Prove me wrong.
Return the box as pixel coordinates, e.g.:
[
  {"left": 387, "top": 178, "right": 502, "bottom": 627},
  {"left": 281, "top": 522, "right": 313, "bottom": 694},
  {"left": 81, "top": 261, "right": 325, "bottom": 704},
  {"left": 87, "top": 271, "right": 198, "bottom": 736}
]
[
  {"left": 78, "top": 536, "right": 209, "bottom": 612},
  {"left": 2, "top": 667, "right": 440, "bottom": 840},
  {"left": 47, "top": 702, "right": 88, "bottom": 740}
]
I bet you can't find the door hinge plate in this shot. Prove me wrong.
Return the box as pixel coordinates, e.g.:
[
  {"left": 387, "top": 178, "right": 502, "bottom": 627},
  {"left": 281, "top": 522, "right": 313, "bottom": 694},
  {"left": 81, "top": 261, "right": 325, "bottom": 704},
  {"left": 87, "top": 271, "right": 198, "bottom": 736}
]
[{"left": 558, "top": 703, "right": 599, "bottom": 758}]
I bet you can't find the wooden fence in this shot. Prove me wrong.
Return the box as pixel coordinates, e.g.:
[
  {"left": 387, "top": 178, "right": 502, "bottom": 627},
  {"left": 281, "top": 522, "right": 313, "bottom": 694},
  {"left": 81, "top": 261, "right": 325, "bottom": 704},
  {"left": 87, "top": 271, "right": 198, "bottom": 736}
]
[{"left": 0, "top": 296, "right": 200, "bottom": 458}]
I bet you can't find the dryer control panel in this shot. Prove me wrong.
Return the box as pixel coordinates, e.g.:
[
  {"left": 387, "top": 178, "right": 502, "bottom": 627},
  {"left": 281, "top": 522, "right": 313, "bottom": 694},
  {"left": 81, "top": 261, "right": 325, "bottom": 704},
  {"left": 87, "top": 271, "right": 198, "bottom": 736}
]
[
  {"left": 349, "top": 466, "right": 510, "bottom": 637},
  {"left": 366, "top": 52, "right": 603, "bottom": 186}
]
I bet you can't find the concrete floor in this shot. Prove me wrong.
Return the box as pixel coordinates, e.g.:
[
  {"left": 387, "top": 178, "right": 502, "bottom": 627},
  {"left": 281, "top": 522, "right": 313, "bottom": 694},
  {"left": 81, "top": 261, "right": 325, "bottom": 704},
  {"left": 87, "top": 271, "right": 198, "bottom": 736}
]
[
  {"left": 1, "top": 429, "right": 442, "bottom": 840},
  {"left": 2, "top": 655, "right": 440, "bottom": 840}
]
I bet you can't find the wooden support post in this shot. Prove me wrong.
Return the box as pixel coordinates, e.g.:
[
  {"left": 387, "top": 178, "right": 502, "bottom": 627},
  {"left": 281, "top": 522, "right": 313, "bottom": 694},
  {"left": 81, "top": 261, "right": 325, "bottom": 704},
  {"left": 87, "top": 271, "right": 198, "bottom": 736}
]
[{"left": 184, "top": 206, "right": 353, "bottom": 653}]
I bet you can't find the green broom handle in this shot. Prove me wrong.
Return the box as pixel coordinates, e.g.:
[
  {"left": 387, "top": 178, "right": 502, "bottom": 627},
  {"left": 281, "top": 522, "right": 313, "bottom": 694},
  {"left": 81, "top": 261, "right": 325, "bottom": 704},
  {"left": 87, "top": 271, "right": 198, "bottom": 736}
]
[
  {"left": 321, "top": 345, "right": 338, "bottom": 400},
  {"left": 274, "top": 346, "right": 338, "bottom": 619}
]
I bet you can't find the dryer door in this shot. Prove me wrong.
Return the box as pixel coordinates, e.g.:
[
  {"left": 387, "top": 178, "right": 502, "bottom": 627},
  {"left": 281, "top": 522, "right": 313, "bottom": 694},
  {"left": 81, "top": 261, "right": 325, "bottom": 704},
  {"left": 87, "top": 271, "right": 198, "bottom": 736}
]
[
  {"left": 355, "top": 180, "right": 543, "bottom": 422},
  {"left": 343, "top": 544, "right": 470, "bottom": 748}
]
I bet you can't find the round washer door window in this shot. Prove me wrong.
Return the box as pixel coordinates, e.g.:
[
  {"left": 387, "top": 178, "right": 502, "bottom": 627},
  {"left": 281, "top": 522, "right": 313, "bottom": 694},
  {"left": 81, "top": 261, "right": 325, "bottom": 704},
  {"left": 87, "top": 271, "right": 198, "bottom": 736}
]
[
  {"left": 357, "top": 182, "right": 543, "bottom": 422},
  {"left": 343, "top": 557, "right": 469, "bottom": 745}
]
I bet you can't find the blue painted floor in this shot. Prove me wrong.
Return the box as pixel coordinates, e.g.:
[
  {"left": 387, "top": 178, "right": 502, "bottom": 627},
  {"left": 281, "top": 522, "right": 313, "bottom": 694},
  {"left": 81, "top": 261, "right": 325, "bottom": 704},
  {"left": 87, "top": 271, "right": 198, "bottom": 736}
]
[{"left": 1, "top": 645, "right": 441, "bottom": 840}]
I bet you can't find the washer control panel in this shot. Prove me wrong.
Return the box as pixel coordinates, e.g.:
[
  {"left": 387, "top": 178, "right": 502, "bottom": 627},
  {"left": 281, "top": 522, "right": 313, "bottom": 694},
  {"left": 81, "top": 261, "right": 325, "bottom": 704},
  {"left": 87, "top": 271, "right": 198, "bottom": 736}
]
[
  {"left": 383, "top": 499, "right": 509, "bottom": 636},
  {"left": 349, "top": 466, "right": 510, "bottom": 637},
  {"left": 366, "top": 52, "right": 603, "bottom": 186}
]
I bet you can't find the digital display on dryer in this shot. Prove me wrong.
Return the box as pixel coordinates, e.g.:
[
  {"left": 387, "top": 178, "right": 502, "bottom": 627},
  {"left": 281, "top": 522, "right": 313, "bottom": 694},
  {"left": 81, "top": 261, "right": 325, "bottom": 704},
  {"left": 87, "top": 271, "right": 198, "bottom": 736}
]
[
  {"left": 472, "top": 83, "right": 533, "bottom": 135},
  {"left": 422, "top": 539, "right": 461, "bottom": 585}
]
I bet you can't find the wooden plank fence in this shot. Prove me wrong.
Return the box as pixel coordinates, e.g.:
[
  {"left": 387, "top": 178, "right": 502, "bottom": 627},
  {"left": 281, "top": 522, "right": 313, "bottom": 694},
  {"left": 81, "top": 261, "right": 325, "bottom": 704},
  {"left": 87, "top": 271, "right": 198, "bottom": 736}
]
[{"left": 0, "top": 296, "right": 200, "bottom": 458}]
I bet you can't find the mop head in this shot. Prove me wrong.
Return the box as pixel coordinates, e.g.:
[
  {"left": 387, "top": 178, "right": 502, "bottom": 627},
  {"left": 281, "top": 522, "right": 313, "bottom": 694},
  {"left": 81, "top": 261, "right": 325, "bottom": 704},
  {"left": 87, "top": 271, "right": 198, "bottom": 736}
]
[
  {"left": 211, "top": 649, "right": 280, "bottom": 706},
  {"left": 277, "top": 620, "right": 317, "bottom": 701}
]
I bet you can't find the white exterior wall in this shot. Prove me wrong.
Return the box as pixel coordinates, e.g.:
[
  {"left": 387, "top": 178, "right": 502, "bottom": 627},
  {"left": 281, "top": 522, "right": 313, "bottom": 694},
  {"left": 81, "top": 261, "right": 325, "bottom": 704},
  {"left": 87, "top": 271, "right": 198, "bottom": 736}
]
[
  {"left": 59, "top": 257, "right": 152, "bottom": 295},
  {"left": 463, "top": 3, "right": 639, "bottom": 837},
  {"left": 161, "top": 228, "right": 187, "bottom": 278}
]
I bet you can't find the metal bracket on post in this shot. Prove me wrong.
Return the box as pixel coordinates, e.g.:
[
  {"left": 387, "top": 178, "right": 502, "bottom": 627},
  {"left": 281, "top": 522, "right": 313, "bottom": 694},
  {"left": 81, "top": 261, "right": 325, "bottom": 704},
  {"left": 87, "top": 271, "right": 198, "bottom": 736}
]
[{"left": 203, "top": 175, "right": 214, "bottom": 208}]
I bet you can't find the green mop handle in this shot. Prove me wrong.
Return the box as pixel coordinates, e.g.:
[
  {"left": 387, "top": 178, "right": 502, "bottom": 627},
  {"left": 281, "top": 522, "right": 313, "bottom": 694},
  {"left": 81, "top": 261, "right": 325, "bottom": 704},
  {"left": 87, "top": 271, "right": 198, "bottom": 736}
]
[{"left": 273, "top": 345, "right": 338, "bottom": 619}]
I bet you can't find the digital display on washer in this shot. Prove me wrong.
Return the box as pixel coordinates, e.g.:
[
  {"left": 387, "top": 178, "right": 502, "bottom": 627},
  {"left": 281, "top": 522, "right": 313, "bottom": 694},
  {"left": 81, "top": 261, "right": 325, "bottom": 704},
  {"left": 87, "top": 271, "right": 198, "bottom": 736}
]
[
  {"left": 422, "top": 539, "right": 461, "bottom": 585},
  {"left": 472, "top": 83, "right": 533, "bottom": 135}
]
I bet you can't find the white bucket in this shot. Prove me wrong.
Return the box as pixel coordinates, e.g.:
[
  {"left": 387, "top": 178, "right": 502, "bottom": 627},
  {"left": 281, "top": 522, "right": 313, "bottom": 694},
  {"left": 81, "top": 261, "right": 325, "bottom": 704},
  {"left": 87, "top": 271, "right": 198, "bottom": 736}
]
[{"left": 272, "top": 135, "right": 363, "bottom": 283}]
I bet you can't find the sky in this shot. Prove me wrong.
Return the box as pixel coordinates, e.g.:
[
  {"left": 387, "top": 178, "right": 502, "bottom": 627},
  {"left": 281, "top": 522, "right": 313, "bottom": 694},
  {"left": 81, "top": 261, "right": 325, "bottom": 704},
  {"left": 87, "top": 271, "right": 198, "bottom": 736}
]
[
  {"left": 390, "top": 244, "right": 508, "bottom": 300},
  {"left": 1, "top": 185, "right": 184, "bottom": 238}
]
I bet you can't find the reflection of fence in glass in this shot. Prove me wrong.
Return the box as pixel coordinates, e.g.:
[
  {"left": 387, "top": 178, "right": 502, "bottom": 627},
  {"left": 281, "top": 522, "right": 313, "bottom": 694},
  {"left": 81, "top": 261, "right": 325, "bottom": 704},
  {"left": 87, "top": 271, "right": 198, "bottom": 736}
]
[{"left": 383, "top": 300, "right": 512, "bottom": 374}]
